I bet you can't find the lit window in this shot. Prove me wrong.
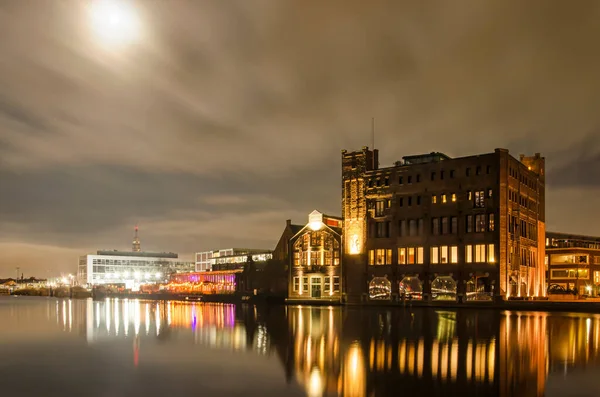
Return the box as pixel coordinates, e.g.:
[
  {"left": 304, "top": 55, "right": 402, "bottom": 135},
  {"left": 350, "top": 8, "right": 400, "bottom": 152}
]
[
  {"left": 333, "top": 277, "right": 340, "bottom": 292},
  {"left": 417, "top": 247, "right": 424, "bottom": 264},
  {"left": 398, "top": 248, "right": 406, "bottom": 264},
  {"left": 475, "top": 244, "right": 486, "bottom": 262},
  {"left": 432, "top": 195, "right": 437, "bottom": 204},
  {"left": 369, "top": 250, "right": 374, "bottom": 265},
  {"left": 431, "top": 247, "right": 439, "bottom": 264},
  {"left": 442, "top": 194, "right": 447, "bottom": 203},
  {"left": 450, "top": 246, "right": 458, "bottom": 263},
  {"left": 465, "top": 245, "right": 473, "bottom": 263},
  {"left": 386, "top": 249, "right": 392, "bottom": 265},
  {"left": 475, "top": 190, "right": 485, "bottom": 208},
  {"left": 440, "top": 246, "right": 449, "bottom": 263},
  {"left": 488, "top": 214, "right": 495, "bottom": 231},
  {"left": 451, "top": 193, "right": 456, "bottom": 202},
  {"left": 488, "top": 244, "right": 495, "bottom": 263},
  {"left": 407, "top": 247, "right": 416, "bottom": 264},
  {"left": 468, "top": 190, "right": 472, "bottom": 200},
  {"left": 324, "top": 276, "right": 331, "bottom": 293}
]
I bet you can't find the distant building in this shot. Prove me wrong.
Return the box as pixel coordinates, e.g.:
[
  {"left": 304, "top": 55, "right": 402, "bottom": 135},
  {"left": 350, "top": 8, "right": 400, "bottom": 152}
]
[
  {"left": 546, "top": 231, "right": 600, "bottom": 295},
  {"left": 341, "top": 146, "right": 546, "bottom": 302},
  {"left": 78, "top": 250, "right": 194, "bottom": 288},
  {"left": 194, "top": 248, "right": 272, "bottom": 272},
  {"left": 288, "top": 210, "right": 343, "bottom": 302}
]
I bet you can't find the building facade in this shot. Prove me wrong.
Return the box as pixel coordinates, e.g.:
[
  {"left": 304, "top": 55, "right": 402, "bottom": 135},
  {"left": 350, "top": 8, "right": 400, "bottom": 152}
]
[
  {"left": 546, "top": 232, "right": 600, "bottom": 296},
  {"left": 288, "top": 210, "right": 343, "bottom": 302},
  {"left": 78, "top": 250, "right": 194, "bottom": 288},
  {"left": 341, "top": 147, "right": 546, "bottom": 302},
  {"left": 195, "top": 248, "right": 272, "bottom": 272}
]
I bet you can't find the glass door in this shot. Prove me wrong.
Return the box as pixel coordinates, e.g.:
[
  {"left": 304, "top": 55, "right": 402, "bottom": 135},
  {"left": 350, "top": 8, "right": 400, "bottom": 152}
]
[{"left": 310, "top": 277, "right": 322, "bottom": 298}]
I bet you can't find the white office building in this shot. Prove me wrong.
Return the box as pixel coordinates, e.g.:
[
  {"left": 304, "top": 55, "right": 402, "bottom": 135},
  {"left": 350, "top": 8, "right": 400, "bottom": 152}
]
[{"left": 78, "top": 250, "right": 194, "bottom": 288}]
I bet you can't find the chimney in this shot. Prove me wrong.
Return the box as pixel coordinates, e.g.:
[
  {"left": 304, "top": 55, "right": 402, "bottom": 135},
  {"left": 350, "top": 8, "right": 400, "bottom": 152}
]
[{"left": 286, "top": 219, "right": 292, "bottom": 226}]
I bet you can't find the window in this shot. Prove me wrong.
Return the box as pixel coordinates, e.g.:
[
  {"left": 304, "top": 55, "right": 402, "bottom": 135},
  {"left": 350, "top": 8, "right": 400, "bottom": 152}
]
[
  {"left": 488, "top": 244, "right": 495, "bottom": 263},
  {"left": 398, "top": 248, "right": 406, "bottom": 264},
  {"left": 432, "top": 195, "right": 437, "bottom": 204},
  {"left": 487, "top": 188, "right": 493, "bottom": 198},
  {"left": 408, "top": 197, "right": 412, "bottom": 206},
  {"left": 450, "top": 170, "right": 455, "bottom": 178},
  {"left": 416, "top": 174, "right": 421, "bottom": 183},
  {"left": 369, "top": 250, "right": 374, "bottom": 265},
  {"left": 333, "top": 276, "right": 340, "bottom": 292},
  {"left": 417, "top": 247, "right": 424, "bottom": 264},
  {"left": 384, "top": 177, "right": 389, "bottom": 186},
  {"left": 409, "top": 219, "right": 417, "bottom": 236},
  {"left": 476, "top": 166, "right": 481, "bottom": 175},
  {"left": 441, "top": 217, "right": 449, "bottom": 234},
  {"left": 386, "top": 249, "right": 392, "bottom": 265},
  {"left": 475, "top": 214, "right": 486, "bottom": 232},
  {"left": 440, "top": 246, "right": 449, "bottom": 263},
  {"left": 399, "top": 176, "right": 403, "bottom": 185},
  {"left": 488, "top": 213, "right": 495, "bottom": 231},
  {"left": 595, "top": 271, "right": 600, "bottom": 284},
  {"left": 465, "top": 245, "right": 473, "bottom": 263},
  {"left": 475, "top": 244, "right": 486, "bottom": 262},
  {"left": 450, "top": 246, "right": 458, "bottom": 263},
  {"left": 293, "top": 277, "right": 299, "bottom": 292},
  {"left": 324, "top": 277, "right": 331, "bottom": 293},
  {"left": 375, "top": 200, "right": 385, "bottom": 216},
  {"left": 451, "top": 193, "right": 456, "bottom": 202},
  {"left": 475, "top": 190, "right": 485, "bottom": 207},
  {"left": 551, "top": 270, "right": 568, "bottom": 279},
  {"left": 417, "top": 196, "right": 421, "bottom": 205},
  {"left": 466, "top": 167, "right": 471, "bottom": 176},
  {"left": 550, "top": 269, "right": 588, "bottom": 279},
  {"left": 303, "top": 277, "right": 309, "bottom": 292},
  {"left": 399, "top": 197, "right": 404, "bottom": 207},
  {"left": 486, "top": 165, "right": 491, "bottom": 174},
  {"left": 451, "top": 217, "right": 457, "bottom": 234},
  {"left": 441, "top": 171, "right": 445, "bottom": 180},
  {"left": 442, "top": 194, "right": 447, "bottom": 203},
  {"left": 399, "top": 220, "right": 406, "bottom": 237},
  {"left": 468, "top": 190, "right": 472, "bottom": 200},
  {"left": 417, "top": 219, "right": 424, "bottom": 236},
  {"left": 466, "top": 215, "right": 473, "bottom": 233},
  {"left": 369, "top": 249, "right": 392, "bottom": 265},
  {"left": 376, "top": 222, "right": 390, "bottom": 238},
  {"left": 407, "top": 247, "right": 416, "bottom": 264},
  {"left": 431, "top": 172, "right": 436, "bottom": 181},
  {"left": 431, "top": 247, "right": 439, "bottom": 264},
  {"left": 407, "top": 176, "right": 412, "bottom": 184},
  {"left": 432, "top": 218, "right": 440, "bottom": 235}
]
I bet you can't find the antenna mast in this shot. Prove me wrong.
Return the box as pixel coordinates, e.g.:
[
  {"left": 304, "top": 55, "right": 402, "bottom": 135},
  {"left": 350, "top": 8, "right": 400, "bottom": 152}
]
[{"left": 371, "top": 117, "right": 375, "bottom": 169}]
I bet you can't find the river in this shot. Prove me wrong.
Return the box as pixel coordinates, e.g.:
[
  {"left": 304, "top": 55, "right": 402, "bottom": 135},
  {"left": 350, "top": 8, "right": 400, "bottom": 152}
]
[{"left": 0, "top": 296, "right": 598, "bottom": 396}]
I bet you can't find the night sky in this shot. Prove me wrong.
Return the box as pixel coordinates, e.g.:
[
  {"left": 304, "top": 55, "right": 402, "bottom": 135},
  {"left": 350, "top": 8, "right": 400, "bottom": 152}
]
[{"left": 1, "top": 1, "right": 599, "bottom": 277}]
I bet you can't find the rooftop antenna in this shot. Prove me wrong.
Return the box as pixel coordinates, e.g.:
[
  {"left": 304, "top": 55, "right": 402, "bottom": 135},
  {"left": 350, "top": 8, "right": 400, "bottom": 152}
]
[
  {"left": 132, "top": 225, "right": 141, "bottom": 252},
  {"left": 371, "top": 117, "right": 376, "bottom": 169}
]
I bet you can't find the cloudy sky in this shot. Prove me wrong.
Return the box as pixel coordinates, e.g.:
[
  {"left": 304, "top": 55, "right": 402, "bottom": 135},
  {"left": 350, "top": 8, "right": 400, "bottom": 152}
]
[{"left": 1, "top": 0, "right": 599, "bottom": 277}]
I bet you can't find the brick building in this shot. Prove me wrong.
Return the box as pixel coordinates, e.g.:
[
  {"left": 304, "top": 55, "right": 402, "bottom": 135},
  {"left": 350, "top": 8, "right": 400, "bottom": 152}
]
[
  {"left": 341, "top": 146, "right": 546, "bottom": 302},
  {"left": 288, "top": 210, "right": 343, "bottom": 302},
  {"left": 546, "top": 231, "right": 600, "bottom": 296}
]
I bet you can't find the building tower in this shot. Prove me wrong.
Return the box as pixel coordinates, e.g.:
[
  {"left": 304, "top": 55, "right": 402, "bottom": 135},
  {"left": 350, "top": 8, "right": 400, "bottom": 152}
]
[
  {"left": 132, "top": 226, "right": 141, "bottom": 252},
  {"left": 341, "top": 146, "right": 378, "bottom": 301}
]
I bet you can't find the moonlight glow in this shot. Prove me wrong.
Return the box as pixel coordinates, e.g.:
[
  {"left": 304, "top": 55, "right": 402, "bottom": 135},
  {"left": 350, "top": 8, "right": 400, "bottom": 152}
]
[{"left": 88, "top": 0, "right": 140, "bottom": 45}]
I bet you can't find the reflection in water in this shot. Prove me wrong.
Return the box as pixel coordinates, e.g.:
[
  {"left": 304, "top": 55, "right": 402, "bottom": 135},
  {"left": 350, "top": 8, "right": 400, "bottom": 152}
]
[{"left": 4, "top": 298, "right": 600, "bottom": 396}]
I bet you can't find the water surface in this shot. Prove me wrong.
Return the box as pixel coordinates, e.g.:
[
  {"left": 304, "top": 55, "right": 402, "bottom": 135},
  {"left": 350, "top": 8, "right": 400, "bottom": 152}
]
[{"left": 0, "top": 297, "right": 599, "bottom": 396}]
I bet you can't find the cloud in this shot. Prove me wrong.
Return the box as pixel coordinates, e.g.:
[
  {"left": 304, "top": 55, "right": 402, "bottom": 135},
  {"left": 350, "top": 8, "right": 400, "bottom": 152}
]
[{"left": 1, "top": 1, "right": 600, "bottom": 274}]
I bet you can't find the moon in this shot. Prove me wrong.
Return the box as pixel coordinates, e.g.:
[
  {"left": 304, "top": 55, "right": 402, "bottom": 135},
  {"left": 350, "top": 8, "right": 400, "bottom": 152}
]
[{"left": 88, "top": 0, "right": 140, "bottom": 45}]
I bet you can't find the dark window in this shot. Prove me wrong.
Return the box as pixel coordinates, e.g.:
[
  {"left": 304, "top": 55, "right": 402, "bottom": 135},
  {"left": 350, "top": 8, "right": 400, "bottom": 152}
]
[
  {"left": 475, "top": 214, "right": 486, "bottom": 232},
  {"left": 466, "top": 215, "right": 473, "bottom": 233},
  {"left": 408, "top": 176, "right": 412, "bottom": 184},
  {"left": 376, "top": 222, "right": 390, "bottom": 238},
  {"left": 368, "top": 180, "right": 373, "bottom": 188},
  {"left": 416, "top": 174, "right": 421, "bottom": 183},
  {"left": 486, "top": 165, "right": 491, "bottom": 174},
  {"left": 431, "top": 172, "right": 436, "bottom": 181},
  {"left": 466, "top": 168, "right": 471, "bottom": 176},
  {"left": 451, "top": 217, "right": 457, "bottom": 234},
  {"left": 440, "top": 171, "right": 445, "bottom": 180},
  {"left": 408, "top": 197, "right": 412, "bottom": 206},
  {"left": 399, "top": 176, "right": 403, "bottom": 185},
  {"left": 450, "top": 170, "right": 455, "bottom": 178},
  {"left": 384, "top": 177, "right": 389, "bottom": 186},
  {"left": 417, "top": 219, "right": 424, "bottom": 236},
  {"left": 432, "top": 218, "right": 440, "bottom": 235},
  {"left": 476, "top": 166, "right": 481, "bottom": 175},
  {"left": 409, "top": 220, "right": 417, "bottom": 236},
  {"left": 376, "top": 179, "right": 381, "bottom": 186},
  {"left": 399, "top": 220, "right": 406, "bottom": 237},
  {"left": 399, "top": 198, "right": 404, "bottom": 207},
  {"left": 416, "top": 196, "right": 421, "bottom": 205},
  {"left": 441, "top": 217, "right": 449, "bottom": 234}
]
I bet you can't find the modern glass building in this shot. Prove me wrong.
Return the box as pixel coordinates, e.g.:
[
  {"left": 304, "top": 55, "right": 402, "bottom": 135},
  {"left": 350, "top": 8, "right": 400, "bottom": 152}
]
[
  {"left": 78, "top": 250, "right": 194, "bottom": 289},
  {"left": 195, "top": 248, "right": 272, "bottom": 271}
]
